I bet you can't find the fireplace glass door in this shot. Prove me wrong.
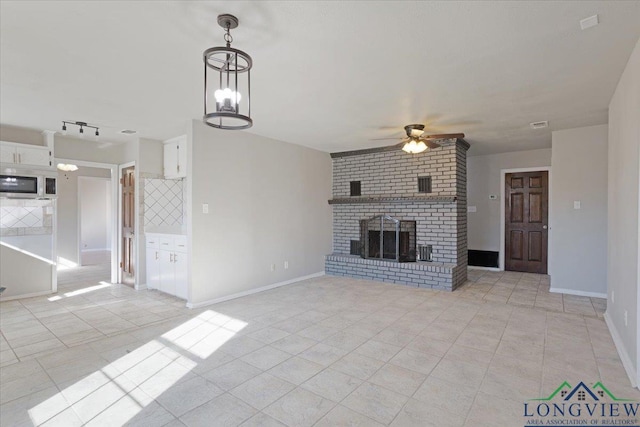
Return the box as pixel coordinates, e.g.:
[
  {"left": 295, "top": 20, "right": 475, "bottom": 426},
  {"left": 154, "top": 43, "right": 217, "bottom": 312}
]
[{"left": 360, "top": 215, "right": 416, "bottom": 262}]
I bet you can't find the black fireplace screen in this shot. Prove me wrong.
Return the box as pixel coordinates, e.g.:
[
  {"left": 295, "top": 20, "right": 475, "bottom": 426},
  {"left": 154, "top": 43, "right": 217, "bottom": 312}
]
[{"left": 359, "top": 215, "right": 416, "bottom": 262}]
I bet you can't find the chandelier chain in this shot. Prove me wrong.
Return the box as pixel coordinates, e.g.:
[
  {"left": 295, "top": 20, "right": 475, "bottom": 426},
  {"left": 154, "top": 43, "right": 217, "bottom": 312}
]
[{"left": 223, "top": 25, "right": 233, "bottom": 46}]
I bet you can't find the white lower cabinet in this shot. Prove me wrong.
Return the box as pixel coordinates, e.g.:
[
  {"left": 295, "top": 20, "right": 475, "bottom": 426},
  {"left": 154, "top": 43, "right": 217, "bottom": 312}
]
[{"left": 146, "top": 234, "right": 187, "bottom": 299}]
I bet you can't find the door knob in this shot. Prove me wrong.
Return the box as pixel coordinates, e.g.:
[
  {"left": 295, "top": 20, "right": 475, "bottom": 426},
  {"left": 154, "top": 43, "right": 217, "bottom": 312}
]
[{"left": 543, "top": 225, "right": 548, "bottom": 229}]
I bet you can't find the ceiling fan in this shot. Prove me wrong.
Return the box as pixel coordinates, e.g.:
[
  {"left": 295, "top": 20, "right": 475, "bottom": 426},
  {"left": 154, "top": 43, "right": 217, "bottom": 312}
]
[{"left": 375, "top": 124, "right": 464, "bottom": 154}]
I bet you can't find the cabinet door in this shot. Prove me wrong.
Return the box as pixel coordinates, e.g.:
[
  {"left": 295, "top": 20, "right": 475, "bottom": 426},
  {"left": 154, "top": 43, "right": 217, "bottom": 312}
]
[
  {"left": 176, "top": 139, "right": 187, "bottom": 178},
  {"left": 163, "top": 142, "right": 179, "bottom": 179},
  {"left": 158, "top": 250, "right": 176, "bottom": 295},
  {"left": 146, "top": 248, "right": 160, "bottom": 290},
  {"left": 0, "top": 144, "right": 17, "bottom": 164},
  {"left": 173, "top": 251, "right": 188, "bottom": 299},
  {"left": 17, "top": 146, "right": 50, "bottom": 167}
]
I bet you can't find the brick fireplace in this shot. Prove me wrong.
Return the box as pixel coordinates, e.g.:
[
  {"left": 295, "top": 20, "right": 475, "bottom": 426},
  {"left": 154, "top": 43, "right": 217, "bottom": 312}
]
[{"left": 325, "top": 138, "right": 469, "bottom": 290}]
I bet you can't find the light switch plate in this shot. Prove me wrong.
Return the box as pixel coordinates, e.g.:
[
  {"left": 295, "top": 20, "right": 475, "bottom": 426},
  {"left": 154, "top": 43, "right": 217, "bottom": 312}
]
[
  {"left": 573, "top": 201, "right": 581, "bottom": 210},
  {"left": 467, "top": 206, "right": 477, "bottom": 213},
  {"left": 202, "top": 203, "right": 209, "bottom": 214},
  {"left": 489, "top": 195, "right": 498, "bottom": 200}
]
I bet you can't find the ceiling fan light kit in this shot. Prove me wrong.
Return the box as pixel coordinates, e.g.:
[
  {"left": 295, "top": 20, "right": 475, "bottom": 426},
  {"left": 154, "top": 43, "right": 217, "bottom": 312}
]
[
  {"left": 394, "top": 123, "right": 463, "bottom": 154},
  {"left": 203, "top": 14, "right": 253, "bottom": 130},
  {"left": 402, "top": 139, "right": 428, "bottom": 154}
]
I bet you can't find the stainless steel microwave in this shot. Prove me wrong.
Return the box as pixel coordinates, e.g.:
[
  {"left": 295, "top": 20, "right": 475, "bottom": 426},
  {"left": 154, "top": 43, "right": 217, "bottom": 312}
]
[{"left": 0, "top": 169, "right": 57, "bottom": 199}]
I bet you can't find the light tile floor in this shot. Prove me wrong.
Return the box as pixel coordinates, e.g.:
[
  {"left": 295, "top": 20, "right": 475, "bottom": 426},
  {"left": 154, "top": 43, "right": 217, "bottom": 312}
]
[
  {"left": 463, "top": 269, "right": 607, "bottom": 317},
  {"left": 0, "top": 266, "right": 637, "bottom": 426}
]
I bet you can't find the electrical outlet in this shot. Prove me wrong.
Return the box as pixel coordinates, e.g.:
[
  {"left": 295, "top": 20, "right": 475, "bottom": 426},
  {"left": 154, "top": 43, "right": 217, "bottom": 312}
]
[
  {"left": 270, "top": 264, "right": 276, "bottom": 272},
  {"left": 284, "top": 261, "right": 289, "bottom": 269},
  {"left": 202, "top": 203, "right": 209, "bottom": 214},
  {"left": 624, "top": 310, "right": 628, "bottom": 327}
]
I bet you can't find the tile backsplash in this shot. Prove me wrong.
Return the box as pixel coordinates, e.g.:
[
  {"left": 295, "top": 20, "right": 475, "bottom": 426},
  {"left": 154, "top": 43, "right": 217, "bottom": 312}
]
[
  {"left": 143, "top": 178, "right": 184, "bottom": 227},
  {"left": 0, "top": 199, "right": 53, "bottom": 236}
]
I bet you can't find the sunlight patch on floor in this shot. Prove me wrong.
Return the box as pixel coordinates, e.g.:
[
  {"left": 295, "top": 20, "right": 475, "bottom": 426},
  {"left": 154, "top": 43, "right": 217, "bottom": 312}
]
[{"left": 28, "top": 309, "right": 245, "bottom": 426}]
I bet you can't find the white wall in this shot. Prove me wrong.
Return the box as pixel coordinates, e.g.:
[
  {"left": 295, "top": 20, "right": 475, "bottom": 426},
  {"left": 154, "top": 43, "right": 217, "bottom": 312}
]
[
  {"left": 0, "top": 125, "right": 46, "bottom": 146},
  {"left": 0, "top": 243, "right": 54, "bottom": 300},
  {"left": 550, "top": 125, "right": 608, "bottom": 296},
  {"left": 55, "top": 134, "right": 131, "bottom": 165},
  {"left": 188, "top": 120, "right": 333, "bottom": 306},
  {"left": 57, "top": 166, "right": 110, "bottom": 266},
  {"left": 467, "top": 148, "right": 552, "bottom": 252},
  {"left": 606, "top": 37, "right": 640, "bottom": 387},
  {"left": 79, "top": 177, "right": 110, "bottom": 252}
]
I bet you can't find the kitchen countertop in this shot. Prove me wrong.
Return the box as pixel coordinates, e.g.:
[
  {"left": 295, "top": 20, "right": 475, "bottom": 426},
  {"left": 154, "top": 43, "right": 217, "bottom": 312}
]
[{"left": 144, "top": 226, "right": 186, "bottom": 236}]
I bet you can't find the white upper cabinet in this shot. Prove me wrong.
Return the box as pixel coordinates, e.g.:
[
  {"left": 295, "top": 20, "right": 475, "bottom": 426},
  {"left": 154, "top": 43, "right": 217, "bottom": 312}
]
[
  {"left": 163, "top": 136, "right": 187, "bottom": 179},
  {"left": 0, "top": 141, "right": 52, "bottom": 167}
]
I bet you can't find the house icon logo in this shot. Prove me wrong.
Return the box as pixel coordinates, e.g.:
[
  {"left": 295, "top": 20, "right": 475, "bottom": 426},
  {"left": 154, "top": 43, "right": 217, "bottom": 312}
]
[
  {"left": 530, "top": 381, "right": 633, "bottom": 402},
  {"left": 523, "top": 381, "right": 639, "bottom": 426}
]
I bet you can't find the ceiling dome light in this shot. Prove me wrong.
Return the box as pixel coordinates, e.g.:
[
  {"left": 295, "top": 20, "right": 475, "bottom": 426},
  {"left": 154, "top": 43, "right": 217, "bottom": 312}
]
[
  {"left": 57, "top": 163, "right": 78, "bottom": 172},
  {"left": 203, "top": 14, "right": 253, "bottom": 130}
]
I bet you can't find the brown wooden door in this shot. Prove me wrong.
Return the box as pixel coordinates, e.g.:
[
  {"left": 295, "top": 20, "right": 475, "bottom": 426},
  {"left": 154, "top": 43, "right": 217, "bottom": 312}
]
[
  {"left": 121, "top": 166, "right": 135, "bottom": 285},
  {"left": 505, "top": 171, "right": 548, "bottom": 273}
]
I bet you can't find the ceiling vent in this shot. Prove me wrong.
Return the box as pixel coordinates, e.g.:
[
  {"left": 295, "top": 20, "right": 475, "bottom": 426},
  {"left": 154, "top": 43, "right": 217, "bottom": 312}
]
[
  {"left": 119, "top": 129, "right": 137, "bottom": 135},
  {"left": 530, "top": 121, "right": 548, "bottom": 130},
  {"left": 580, "top": 15, "right": 599, "bottom": 31}
]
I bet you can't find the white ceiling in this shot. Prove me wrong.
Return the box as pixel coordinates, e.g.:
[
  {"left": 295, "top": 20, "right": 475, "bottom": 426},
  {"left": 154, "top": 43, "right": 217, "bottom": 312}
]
[{"left": 1, "top": 1, "right": 639, "bottom": 155}]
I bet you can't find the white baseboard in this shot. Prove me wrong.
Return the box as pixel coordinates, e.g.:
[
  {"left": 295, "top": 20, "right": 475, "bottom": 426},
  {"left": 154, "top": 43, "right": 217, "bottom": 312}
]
[
  {"left": 135, "top": 283, "right": 148, "bottom": 291},
  {"left": 604, "top": 311, "right": 637, "bottom": 388},
  {"left": 186, "top": 271, "right": 326, "bottom": 309},
  {"left": 0, "top": 290, "right": 55, "bottom": 301},
  {"left": 81, "top": 248, "right": 110, "bottom": 253},
  {"left": 549, "top": 287, "right": 606, "bottom": 299},
  {"left": 467, "top": 266, "right": 502, "bottom": 272}
]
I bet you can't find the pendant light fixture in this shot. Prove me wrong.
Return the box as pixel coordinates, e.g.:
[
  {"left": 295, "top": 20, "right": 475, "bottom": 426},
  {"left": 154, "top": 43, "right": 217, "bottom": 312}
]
[{"left": 203, "top": 14, "right": 252, "bottom": 130}]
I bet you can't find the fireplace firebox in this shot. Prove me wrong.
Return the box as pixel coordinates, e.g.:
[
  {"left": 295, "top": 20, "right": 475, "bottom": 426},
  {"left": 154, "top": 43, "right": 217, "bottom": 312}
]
[{"left": 359, "top": 215, "right": 416, "bottom": 262}]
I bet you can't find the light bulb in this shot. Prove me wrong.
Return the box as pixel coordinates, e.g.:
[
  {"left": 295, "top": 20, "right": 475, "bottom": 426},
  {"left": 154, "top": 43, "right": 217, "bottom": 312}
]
[
  {"left": 223, "top": 88, "right": 232, "bottom": 98},
  {"left": 235, "top": 92, "right": 241, "bottom": 103},
  {"left": 214, "top": 89, "right": 225, "bottom": 102}
]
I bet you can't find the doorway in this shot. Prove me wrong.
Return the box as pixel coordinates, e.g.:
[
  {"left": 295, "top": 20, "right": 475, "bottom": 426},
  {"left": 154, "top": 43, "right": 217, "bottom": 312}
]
[
  {"left": 504, "top": 170, "right": 549, "bottom": 273},
  {"left": 78, "top": 176, "right": 111, "bottom": 266},
  {"left": 55, "top": 158, "right": 119, "bottom": 285},
  {"left": 121, "top": 165, "right": 135, "bottom": 286}
]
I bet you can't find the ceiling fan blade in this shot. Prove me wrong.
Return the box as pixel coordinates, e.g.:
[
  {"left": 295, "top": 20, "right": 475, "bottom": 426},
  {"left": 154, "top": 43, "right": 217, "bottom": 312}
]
[
  {"left": 422, "top": 133, "right": 465, "bottom": 140},
  {"left": 424, "top": 140, "right": 441, "bottom": 149},
  {"left": 369, "top": 137, "right": 403, "bottom": 141}
]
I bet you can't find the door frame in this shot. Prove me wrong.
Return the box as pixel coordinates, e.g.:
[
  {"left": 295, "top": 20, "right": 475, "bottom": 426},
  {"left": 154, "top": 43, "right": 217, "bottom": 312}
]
[
  {"left": 55, "top": 158, "right": 119, "bottom": 283},
  {"left": 499, "top": 167, "right": 552, "bottom": 272},
  {"left": 118, "top": 161, "right": 140, "bottom": 288}
]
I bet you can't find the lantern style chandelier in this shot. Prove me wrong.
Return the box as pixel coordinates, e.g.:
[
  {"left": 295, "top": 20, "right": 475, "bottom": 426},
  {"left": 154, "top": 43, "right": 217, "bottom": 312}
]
[{"left": 203, "top": 14, "right": 253, "bottom": 130}]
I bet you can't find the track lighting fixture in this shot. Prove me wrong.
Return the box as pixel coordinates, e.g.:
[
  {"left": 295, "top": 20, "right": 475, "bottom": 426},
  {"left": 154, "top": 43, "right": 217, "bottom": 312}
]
[{"left": 61, "top": 121, "right": 100, "bottom": 139}]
